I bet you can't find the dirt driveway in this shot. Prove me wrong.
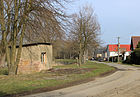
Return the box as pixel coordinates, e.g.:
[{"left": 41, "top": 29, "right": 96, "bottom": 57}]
[{"left": 24, "top": 62, "right": 140, "bottom": 97}]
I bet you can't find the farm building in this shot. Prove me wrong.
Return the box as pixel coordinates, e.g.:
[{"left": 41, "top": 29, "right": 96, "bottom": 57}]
[{"left": 16, "top": 43, "right": 52, "bottom": 74}]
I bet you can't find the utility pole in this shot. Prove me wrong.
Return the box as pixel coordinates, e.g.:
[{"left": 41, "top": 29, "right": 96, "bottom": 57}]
[
  {"left": 117, "top": 37, "right": 120, "bottom": 62},
  {"left": 112, "top": 45, "right": 113, "bottom": 62}
]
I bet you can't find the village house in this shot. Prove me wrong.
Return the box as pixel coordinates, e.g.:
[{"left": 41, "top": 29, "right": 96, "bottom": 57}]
[
  {"left": 16, "top": 43, "right": 53, "bottom": 74},
  {"left": 107, "top": 44, "right": 131, "bottom": 61},
  {"left": 94, "top": 48, "right": 107, "bottom": 60},
  {"left": 130, "top": 36, "right": 140, "bottom": 51},
  {"left": 94, "top": 49, "right": 104, "bottom": 58}
]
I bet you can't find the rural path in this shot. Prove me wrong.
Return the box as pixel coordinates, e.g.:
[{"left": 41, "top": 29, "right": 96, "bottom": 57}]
[{"left": 24, "top": 62, "right": 140, "bottom": 97}]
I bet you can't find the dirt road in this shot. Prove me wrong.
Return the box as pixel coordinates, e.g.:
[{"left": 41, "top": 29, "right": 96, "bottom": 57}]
[{"left": 24, "top": 62, "right": 140, "bottom": 97}]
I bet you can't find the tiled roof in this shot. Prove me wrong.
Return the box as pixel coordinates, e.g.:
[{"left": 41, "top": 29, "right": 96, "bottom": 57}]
[
  {"left": 131, "top": 36, "right": 140, "bottom": 50},
  {"left": 108, "top": 44, "right": 131, "bottom": 52}
]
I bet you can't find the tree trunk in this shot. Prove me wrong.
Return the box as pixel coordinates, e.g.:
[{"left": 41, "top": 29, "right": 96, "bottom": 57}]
[
  {"left": 8, "top": 0, "right": 29, "bottom": 75},
  {"left": 15, "top": 24, "right": 25, "bottom": 74},
  {"left": 8, "top": 0, "right": 19, "bottom": 75},
  {"left": 0, "top": 0, "right": 10, "bottom": 70},
  {"left": 0, "top": 54, "right": 5, "bottom": 67},
  {"left": 83, "top": 50, "right": 86, "bottom": 64},
  {"left": 79, "top": 42, "right": 82, "bottom": 66}
]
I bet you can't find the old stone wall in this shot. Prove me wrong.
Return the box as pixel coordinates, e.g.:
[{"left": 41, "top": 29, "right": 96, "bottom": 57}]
[{"left": 17, "top": 44, "right": 52, "bottom": 74}]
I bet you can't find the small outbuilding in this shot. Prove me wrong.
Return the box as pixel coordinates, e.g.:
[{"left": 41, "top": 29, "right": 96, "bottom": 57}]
[{"left": 17, "top": 43, "right": 52, "bottom": 74}]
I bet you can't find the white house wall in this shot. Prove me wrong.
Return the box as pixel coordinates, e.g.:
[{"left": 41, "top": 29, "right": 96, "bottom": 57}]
[
  {"left": 110, "top": 52, "right": 119, "bottom": 57},
  {"left": 124, "top": 52, "right": 130, "bottom": 56},
  {"left": 109, "top": 52, "right": 130, "bottom": 57}
]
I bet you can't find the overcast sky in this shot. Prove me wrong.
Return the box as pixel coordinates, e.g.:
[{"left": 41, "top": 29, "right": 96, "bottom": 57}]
[{"left": 66, "top": 0, "right": 140, "bottom": 46}]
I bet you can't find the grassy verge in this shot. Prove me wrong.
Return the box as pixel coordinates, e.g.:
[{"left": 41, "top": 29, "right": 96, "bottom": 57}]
[
  {"left": 0, "top": 61, "right": 116, "bottom": 97},
  {"left": 55, "top": 59, "right": 77, "bottom": 65}
]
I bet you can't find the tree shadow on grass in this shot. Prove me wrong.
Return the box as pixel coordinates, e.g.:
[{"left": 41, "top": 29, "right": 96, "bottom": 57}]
[
  {"left": 0, "top": 91, "right": 10, "bottom": 97},
  {"left": 0, "top": 91, "right": 19, "bottom": 97}
]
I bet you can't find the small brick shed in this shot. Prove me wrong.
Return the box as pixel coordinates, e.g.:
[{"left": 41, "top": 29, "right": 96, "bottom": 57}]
[{"left": 17, "top": 43, "right": 52, "bottom": 74}]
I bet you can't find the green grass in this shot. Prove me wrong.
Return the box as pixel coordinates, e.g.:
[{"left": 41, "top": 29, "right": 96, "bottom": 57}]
[
  {"left": 0, "top": 61, "right": 115, "bottom": 97},
  {"left": 0, "top": 68, "right": 8, "bottom": 75},
  {"left": 55, "top": 59, "right": 77, "bottom": 64}
]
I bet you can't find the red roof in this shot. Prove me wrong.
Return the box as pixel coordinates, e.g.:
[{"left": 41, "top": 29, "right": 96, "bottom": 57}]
[
  {"left": 108, "top": 44, "right": 131, "bottom": 52},
  {"left": 131, "top": 36, "right": 140, "bottom": 50}
]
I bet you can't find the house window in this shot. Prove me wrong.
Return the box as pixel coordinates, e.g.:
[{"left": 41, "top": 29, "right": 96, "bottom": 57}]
[{"left": 41, "top": 52, "right": 46, "bottom": 63}]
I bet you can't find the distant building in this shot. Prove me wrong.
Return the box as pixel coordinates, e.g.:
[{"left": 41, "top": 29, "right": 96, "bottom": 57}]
[
  {"left": 107, "top": 44, "right": 131, "bottom": 61},
  {"left": 130, "top": 36, "right": 140, "bottom": 51},
  {"left": 17, "top": 43, "right": 53, "bottom": 74},
  {"left": 94, "top": 49, "right": 103, "bottom": 58},
  {"left": 94, "top": 47, "right": 107, "bottom": 59}
]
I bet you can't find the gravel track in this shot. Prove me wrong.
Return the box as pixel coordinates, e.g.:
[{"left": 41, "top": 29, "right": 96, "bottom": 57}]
[{"left": 24, "top": 62, "right": 140, "bottom": 97}]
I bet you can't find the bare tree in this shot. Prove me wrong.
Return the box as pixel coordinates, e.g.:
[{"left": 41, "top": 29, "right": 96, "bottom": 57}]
[
  {"left": 69, "top": 5, "right": 100, "bottom": 65},
  {"left": 0, "top": 0, "right": 69, "bottom": 75}
]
